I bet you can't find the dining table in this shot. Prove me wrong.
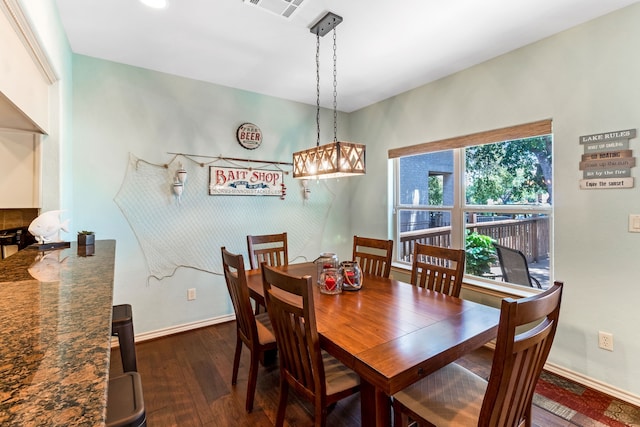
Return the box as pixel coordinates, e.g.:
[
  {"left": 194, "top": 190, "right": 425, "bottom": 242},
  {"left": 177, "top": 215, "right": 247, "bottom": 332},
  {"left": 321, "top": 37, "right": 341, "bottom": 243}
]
[{"left": 246, "top": 262, "right": 500, "bottom": 427}]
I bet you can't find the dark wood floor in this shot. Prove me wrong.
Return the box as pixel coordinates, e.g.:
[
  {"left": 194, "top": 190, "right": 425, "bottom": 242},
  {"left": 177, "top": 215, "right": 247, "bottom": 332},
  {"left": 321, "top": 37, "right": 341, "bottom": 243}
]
[{"left": 110, "top": 321, "right": 576, "bottom": 427}]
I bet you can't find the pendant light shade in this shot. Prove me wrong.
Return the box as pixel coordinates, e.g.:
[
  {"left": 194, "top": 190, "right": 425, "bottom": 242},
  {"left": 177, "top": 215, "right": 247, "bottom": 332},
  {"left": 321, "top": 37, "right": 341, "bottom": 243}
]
[
  {"left": 293, "top": 141, "right": 365, "bottom": 179},
  {"left": 292, "top": 12, "right": 366, "bottom": 179}
]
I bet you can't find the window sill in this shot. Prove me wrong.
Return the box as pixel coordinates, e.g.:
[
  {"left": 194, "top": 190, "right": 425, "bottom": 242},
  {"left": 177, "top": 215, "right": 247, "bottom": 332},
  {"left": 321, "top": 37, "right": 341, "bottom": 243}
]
[
  {"left": 390, "top": 264, "right": 540, "bottom": 300},
  {"left": 462, "top": 276, "right": 540, "bottom": 299}
]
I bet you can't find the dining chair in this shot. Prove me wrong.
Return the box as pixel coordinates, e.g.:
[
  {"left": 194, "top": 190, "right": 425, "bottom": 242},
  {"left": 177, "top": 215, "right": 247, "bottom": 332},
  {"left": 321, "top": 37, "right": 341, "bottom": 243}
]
[
  {"left": 409, "top": 242, "right": 466, "bottom": 297},
  {"left": 220, "top": 247, "right": 277, "bottom": 413},
  {"left": 261, "top": 264, "right": 360, "bottom": 427},
  {"left": 493, "top": 243, "right": 542, "bottom": 289},
  {"left": 352, "top": 235, "right": 393, "bottom": 278},
  {"left": 393, "top": 281, "right": 563, "bottom": 427},
  {"left": 246, "top": 232, "right": 288, "bottom": 270}
]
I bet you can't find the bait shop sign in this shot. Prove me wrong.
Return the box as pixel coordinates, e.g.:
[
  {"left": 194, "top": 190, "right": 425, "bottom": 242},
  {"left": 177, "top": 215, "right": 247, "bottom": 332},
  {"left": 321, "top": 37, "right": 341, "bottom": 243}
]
[{"left": 209, "top": 166, "right": 284, "bottom": 196}]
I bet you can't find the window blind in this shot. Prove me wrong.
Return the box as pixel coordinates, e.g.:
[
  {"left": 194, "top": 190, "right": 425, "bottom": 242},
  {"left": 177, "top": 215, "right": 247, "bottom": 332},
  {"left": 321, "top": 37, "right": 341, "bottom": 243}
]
[{"left": 388, "top": 119, "right": 552, "bottom": 159}]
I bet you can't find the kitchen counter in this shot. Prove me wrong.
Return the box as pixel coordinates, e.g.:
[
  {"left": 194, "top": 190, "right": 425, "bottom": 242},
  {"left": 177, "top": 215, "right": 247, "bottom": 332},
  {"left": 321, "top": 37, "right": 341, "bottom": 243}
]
[{"left": 0, "top": 240, "right": 116, "bottom": 426}]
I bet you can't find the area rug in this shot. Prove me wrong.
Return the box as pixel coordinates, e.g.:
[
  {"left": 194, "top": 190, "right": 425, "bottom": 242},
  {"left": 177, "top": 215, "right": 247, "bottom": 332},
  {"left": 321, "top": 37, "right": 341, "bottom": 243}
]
[{"left": 534, "top": 371, "right": 640, "bottom": 426}]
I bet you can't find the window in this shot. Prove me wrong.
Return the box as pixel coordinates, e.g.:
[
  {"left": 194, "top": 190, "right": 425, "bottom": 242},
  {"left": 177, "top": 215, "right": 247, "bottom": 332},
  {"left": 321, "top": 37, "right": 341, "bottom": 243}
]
[{"left": 390, "top": 120, "right": 552, "bottom": 289}]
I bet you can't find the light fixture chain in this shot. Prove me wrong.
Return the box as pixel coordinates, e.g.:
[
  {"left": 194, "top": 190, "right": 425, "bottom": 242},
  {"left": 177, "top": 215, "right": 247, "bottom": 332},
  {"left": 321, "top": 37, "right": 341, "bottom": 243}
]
[
  {"left": 333, "top": 28, "right": 338, "bottom": 142},
  {"left": 293, "top": 12, "right": 364, "bottom": 179},
  {"left": 316, "top": 33, "right": 321, "bottom": 148}
]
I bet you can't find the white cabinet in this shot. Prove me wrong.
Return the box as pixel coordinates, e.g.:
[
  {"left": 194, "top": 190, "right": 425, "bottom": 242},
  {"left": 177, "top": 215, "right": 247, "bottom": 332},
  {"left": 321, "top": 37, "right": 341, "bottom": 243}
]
[
  {"left": 0, "top": 1, "right": 51, "bottom": 133},
  {"left": 0, "top": 1, "right": 53, "bottom": 209},
  {"left": 0, "top": 131, "right": 40, "bottom": 208}
]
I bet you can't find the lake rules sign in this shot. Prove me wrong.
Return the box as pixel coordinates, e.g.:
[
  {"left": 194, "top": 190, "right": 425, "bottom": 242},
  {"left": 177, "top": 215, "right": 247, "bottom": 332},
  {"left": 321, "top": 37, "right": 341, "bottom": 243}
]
[
  {"left": 209, "top": 166, "right": 283, "bottom": 196},
  {"left": 579, "top": 129, "right": 636, "bottom": 189}
]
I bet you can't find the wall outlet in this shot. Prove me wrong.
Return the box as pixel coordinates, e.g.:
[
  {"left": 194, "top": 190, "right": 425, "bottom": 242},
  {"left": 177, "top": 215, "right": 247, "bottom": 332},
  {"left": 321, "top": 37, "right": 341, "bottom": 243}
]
[
  {"left": 598, "top": 331, "right": 613, "bottom": 351},
  {"left": 187, "top": 288, "right": 196, "bottom": 301}
]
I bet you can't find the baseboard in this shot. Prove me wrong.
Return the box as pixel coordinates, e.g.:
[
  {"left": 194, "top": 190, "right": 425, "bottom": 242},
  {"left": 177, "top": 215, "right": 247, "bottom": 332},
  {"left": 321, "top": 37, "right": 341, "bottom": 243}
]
[{"left": 111, "top": 313, "right": 235, "bottom": 346}]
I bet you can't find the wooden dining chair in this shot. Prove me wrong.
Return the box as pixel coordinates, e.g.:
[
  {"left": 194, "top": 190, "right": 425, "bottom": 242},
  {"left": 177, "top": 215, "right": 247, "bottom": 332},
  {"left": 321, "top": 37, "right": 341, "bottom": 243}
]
[
  {"left": 352, "top": 235, "right": 393, "bottom": 278},
  {"left": 220, "top": 247, "right": 277, "bottom": 413},
  {"left": 261, "top": 264, "right": 360, "bottom": 427},
  {"left": 393, "top": 281, "right": 563, "bottom": 427},
  {"left": 493, "top": 243, "right": 542, "bottom": 289},
  {"left": 409, "top": 242, "right": 466, "bottom": 297},
  {"left": 246, "top": 232, "right": 288, "bottom": 270}
]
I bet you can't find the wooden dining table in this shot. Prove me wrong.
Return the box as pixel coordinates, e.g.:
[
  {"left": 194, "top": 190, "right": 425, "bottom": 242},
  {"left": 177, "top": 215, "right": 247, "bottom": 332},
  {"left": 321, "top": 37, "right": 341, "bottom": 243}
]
[{"left": 246, "top": 262, "right": 500, "bottom": 427}]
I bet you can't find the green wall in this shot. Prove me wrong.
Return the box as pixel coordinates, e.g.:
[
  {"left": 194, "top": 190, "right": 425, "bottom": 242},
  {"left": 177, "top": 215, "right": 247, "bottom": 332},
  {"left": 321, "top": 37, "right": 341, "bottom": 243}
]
[
  {"left": 349, "top": 3, "right": 640, "bottom": 398},
  {"left": 69, "top": 55, "right": 358, "bottom": 334}
]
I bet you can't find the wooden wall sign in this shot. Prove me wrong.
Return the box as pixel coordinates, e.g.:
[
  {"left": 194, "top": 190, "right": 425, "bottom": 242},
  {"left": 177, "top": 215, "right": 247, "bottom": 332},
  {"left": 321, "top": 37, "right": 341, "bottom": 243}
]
[
  {"left": 209, "top": 166, "right": 283, "bottom": 196},
  {"left": 579, "top": 128, "right": 636, "bottom": 189}
]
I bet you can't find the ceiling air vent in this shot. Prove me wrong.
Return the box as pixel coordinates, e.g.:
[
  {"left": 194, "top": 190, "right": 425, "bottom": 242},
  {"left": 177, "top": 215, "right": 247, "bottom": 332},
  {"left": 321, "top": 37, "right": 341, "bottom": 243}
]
[{"left": 243, "top": 0, "right": 304, "bottom": 19}]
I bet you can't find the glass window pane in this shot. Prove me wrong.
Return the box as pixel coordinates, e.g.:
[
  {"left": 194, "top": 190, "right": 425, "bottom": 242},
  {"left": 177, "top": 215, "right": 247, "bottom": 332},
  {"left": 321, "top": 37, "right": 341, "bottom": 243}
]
[
  {"left": 464, "top": 212, "right": 550, "bottom": 289},
  {"left": 397, "top": 209, "right": 452, "bottom": 262},
  {"left": 464, "top": 136, "right": 552, "bottom": 206},
  {"left": 399, "top": 151, "right": 455, "bottom": 207}
]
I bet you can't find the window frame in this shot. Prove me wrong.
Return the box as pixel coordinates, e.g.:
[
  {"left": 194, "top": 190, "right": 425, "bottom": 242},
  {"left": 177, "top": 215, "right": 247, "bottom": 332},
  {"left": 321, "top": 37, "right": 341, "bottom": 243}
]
[{"left": 389, "top": 120, "right": 553, "bottom": 288}]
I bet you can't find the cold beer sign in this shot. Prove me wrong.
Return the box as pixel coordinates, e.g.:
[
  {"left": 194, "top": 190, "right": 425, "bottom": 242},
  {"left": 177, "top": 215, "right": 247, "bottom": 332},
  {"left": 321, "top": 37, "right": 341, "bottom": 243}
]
[
  {"left": 209, "top": 166, "right": 283, "bottom": 196},
  {"left": 236, "top": 123, "right": 262, "bottom": 150}
]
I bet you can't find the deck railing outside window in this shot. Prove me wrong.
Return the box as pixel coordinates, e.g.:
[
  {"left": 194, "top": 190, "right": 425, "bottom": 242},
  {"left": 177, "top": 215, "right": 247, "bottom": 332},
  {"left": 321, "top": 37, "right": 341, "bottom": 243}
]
[{"left": 398, "top": 216, "right": 550, "bottom": 287}]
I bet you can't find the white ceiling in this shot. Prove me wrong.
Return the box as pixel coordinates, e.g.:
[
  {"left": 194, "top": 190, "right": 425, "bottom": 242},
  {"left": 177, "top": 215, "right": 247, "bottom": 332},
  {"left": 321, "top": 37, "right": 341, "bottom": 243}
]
[{"left": 54, "top": 0, "right": 638, "bottom": 112}]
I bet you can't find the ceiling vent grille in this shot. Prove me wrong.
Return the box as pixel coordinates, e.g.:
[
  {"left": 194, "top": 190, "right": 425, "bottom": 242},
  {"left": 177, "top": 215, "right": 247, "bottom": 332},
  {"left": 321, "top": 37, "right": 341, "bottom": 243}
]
[{"left": 243, "top": 0, "right": 304, "bottom": 19}]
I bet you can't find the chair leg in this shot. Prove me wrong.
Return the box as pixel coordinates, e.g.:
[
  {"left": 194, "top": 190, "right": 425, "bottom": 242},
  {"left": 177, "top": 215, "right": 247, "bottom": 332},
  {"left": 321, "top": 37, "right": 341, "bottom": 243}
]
[
  {"left": 314, "top": 403, "right": 328, "bottom": 427},
  {"left": 245, "top": 350, "right": 260, "bottom": 413},
  {"left": 393, "top": 400, "right": 409, "bottom": 427},
  {"left": 275, "top": 380, "right": 289, "bottom": 427},
  {"left": 231, "top": 335, "right": 242, "bottom": 385}
]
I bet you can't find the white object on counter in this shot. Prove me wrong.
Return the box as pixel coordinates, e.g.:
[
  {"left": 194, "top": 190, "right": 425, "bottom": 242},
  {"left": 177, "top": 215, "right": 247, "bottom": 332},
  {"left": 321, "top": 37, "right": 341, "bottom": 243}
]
[{"left": 28, "top": 210, "right": 70, "bottom": 243}]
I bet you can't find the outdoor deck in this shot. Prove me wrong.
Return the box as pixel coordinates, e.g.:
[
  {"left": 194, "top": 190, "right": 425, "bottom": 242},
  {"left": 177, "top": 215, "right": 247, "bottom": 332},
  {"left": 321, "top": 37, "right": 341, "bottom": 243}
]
[{"left": 400, "top": 215, "right": 551, "bottom": 290}]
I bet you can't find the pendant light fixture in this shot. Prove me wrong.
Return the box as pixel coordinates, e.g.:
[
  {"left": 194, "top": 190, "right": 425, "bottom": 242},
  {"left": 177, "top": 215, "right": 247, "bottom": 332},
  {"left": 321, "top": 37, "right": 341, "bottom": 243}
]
[{"left": 292, "top": 12, "right": 366, "bottom": 179}]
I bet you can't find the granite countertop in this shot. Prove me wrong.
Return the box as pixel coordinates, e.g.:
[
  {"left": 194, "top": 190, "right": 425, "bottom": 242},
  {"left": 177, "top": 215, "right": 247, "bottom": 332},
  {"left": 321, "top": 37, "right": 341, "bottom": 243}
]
[{"left": 0, "top": 240, "right": 116, "bottom": 426}]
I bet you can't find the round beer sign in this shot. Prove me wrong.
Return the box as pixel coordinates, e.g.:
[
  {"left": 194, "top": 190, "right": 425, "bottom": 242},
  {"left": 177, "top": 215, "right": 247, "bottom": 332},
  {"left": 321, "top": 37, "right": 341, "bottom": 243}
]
[{"left": 236, "top": 123, "right": 262, "bottom": 150}]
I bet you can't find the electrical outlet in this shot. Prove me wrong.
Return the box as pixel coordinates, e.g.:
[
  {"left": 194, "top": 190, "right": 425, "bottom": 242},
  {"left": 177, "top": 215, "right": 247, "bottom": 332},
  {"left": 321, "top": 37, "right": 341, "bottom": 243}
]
[
  {"left": 598, "top": 331, "right": 613, "bottom": 351},
  {"left": 187, "top": 288, "right": 196, "bottom": 301}
]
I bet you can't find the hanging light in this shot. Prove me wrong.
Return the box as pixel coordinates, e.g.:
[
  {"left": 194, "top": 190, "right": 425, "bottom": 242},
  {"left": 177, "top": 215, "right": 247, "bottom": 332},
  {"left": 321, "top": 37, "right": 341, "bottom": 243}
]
[{"left": 292, "top": 12, "right": 366, "bottom": 179}]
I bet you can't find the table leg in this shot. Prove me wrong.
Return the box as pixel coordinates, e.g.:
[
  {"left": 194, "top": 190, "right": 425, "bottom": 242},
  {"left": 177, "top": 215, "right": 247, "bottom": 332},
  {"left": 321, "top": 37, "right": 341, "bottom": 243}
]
[{"left": 360, "top": 380, "right": 391, "bottom": 427}]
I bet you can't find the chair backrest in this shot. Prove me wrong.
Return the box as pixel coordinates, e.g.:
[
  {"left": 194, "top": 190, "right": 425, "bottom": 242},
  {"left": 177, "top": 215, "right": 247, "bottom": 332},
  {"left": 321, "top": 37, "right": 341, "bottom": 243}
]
[
  {"left": 409, "top": 243, "right": 466, "bottom": 297},
  {"left": 261, "top": 264, "right": 325, "bottom": 402},
  {"left": 247, "top": 232, "right": 288, "bottom": 270},
  {"left": 479, "top": 281, "right": 563, "bottom": 426},
  {"left": 221, "top": 247, "right": 259, "bottom": 346},
  {"left": 493, "top": 243, "right": 541, "bottom": 288},
  {"left": 352, "top": 235, "right": 393, "bottom": 278}
]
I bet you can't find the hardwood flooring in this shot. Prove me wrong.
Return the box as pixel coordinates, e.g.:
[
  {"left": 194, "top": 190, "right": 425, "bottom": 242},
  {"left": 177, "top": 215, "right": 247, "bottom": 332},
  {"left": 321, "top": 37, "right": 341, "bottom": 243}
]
[{"left": 109, "top": 321, "right": 575, "bottom": 426}]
